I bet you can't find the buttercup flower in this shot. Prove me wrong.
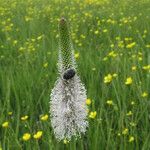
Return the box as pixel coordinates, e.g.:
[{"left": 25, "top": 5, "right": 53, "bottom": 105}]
[
  {"left": 86, "top": 98, "right": 91, "bottom": 105},
  {"left": 63, "top": 139, "right": 69, "bottom": 144},
  {"left": 43, "top": 62, "right": 48, "bottom": 68},
  {"left": 126, "top": 42, "right": 136, "bottom": 48},
  {"left": 142, "top": 65, "right": 150, "bottom": 70},
  {"left": 2, "top": 121, "right": 9, "bottom": 128},
  {"left": 141, "top": 92, "right": 148, "bottom": 97},
  {"left": 89, "top": 111, "right": 97, "bottom": 119},
  {"left": 40, "top": 114, "right": 49, "bottom": 121},
  {"left": 129, "top": 136, "right": 135, "bottom": 142},
  {"left": 50, "top": 18, "right": 88, "bottom": 140},
  {"left": 33, "top": 131, "right": 43, "bottom": 139},
  {"left": 112, "top": 73, "right": 118, "bottom": 77},
  {"left": 122, "top": 128, "right": 128, "bottom": 135},
  {"left": 74, "top": 52, "right": 80, "bottom": 59},
  {"left": 125, "top": 77, "right": 133, "bottom": 85},
  {"left": 131, "top": 101, "right": 135, "bottom": 105},
  {"left": 126, "top": 111, "right": 133, "bottom": 116},
  {"left": 8, "top": 112, "right": 13, "bottom": 116},
  {"left": 22, "top": 133, "right": 31, "bottom": 141},
  {"left": 21, "top": 115, "right": 29, "bottom": 121},
  {"left": 132, "top": 66, "right": 137, "bottom": 71},
  {"left": 104, "top": 74, "right": 113, "bottom": 83},
  {"left": 106, "top": 100, "right": 113, "bottom": 105}
]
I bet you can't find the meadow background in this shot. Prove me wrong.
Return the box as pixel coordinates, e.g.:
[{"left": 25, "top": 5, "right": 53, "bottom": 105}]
[{"left": 0, "top": 0, "right": 150, "bottom": 149}]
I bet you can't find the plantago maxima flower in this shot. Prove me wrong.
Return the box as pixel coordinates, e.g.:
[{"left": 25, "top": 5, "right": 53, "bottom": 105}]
[{"left": 50, "top": 18, "right": 88, "bottom": 140}]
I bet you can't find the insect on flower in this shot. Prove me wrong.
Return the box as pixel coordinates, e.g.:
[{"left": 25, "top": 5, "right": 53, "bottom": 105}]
[
  {"left": 63, "top": 68, "right": 76, "bottom": 80},
  {"left": 50, "top": 18, "right": 88, "bottom": 141}
]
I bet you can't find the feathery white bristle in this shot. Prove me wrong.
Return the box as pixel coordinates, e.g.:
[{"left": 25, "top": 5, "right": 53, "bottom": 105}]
[{"left": 50, "top": 75, "right": 88, "bottom": 140}]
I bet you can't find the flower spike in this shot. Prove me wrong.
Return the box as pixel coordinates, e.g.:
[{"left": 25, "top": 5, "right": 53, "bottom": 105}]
[{"left": 50, "top": 18, "right": 88, "bottom": 140}]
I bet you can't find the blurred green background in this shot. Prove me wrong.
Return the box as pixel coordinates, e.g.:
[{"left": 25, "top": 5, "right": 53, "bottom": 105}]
[{"left": 0, "top": 0, "right": 150, "bottom": 149}]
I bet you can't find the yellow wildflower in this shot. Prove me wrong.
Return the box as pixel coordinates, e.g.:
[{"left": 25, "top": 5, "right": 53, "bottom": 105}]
[
  {"left": 31, "top": 38, "right": 35, "bottom": 42},
  {"left": 138, "top": 57, "right": 142, "bottom": 61},
  {"left": 18, "top": 47, "right": 25, "bottom": 52},
  {"left": 129, "top": 136, "right": 134, "bottom": 142},
  {"left": 110, "top": 44, "right": 114, "bottom": 48},
  {"left": 130, "top": 122, "right": 136, "bottom": 127},
  {"left": 142, "top": 35, "right": 146, "bottom": 38},
  {"left": 138, "top": 52, "right": 142, "bottom": 56},
  {"left": 141, "top": 92, "right": 148, "bottom": 97},
  {"left": 22, "top": 133, "right": 31, "bottom": 141},
  {"left": 146, "top": 44, "right": 150, "bottom": 48},
  {"left": 123, "top": 19, "right": 128, "bottom": 24},
  {"left": 63, "top": 139, "right": 69, "bottom": 144},
  {"left": 144, "top": 30, "right": 147, "bottom": 34},
  {"left": 89, "top": 111, "right": 97, "bottom": 119},
  {"left": 126, "top": 42, "right": 136, "bottom": 49},
  {"left": 103, "top": 29, "right": 108, "bottom": 33},
  {"left": 108, "top": 51, "right": 117, "bottom": 57},
  {"left": 37, "top": 35, "right": 43, "bottom": 40},
  {"left": 142, "top": 65, "right": 150, "bottom": 70},
  {"left": 75, "top": 39, "right": 79, "bottom": 43},
  {"left": 103, "top": 57, "right": 108, "bottom": 61},
  {"left": 92, "top": 68, "right": 96, "bottom": 71},
  {"left": 2, "top": 121, "right": 9, "bottom": 128},
  {"left": 86, "top": 99, "right": 91, "bottom": 105},
  {"left": 40, "top": 114, "right": 49, "bottom": 121},
  {"left": 21, "top": 115, "right": 29, "bottom": 121},
  {"left": 78, "top": 43, "right": 82, "bottom": 47},
  {"left": 33, "top": 131, "right": 43, "bottom": 139},
  {"left": 106, "top": 100, "right": 113, "bottom": 105},
  {"left": 125, "top": 37, "right": 132, "bottom": 41},
  {"left": 13, "top": 40, "right": 18, "bottom": 45},
  {"left": 122, "top": 128, "right": 128, "bottom": 135},
  {"left": 104, "top": 74, "right": 113, "bottom": 83},
  {"left": 118, "top": 41, "right": 124, "bottom": 48},
  {"left": 8, "top": 112, "right": 13, "bottom": 116},
  {"left": 125, "top": 77, "right": 133, "bottom": 85},
  {"left": 116, "top": 36, "right": 120, "bottom": 40},
  {"left": 117, "top": 133, "right": 121, "bottom": 136},
  {"left": 25, "top": 16, "right": 31, "bottom": 22},
  {"left": 131, "top": 54, "right": 136, "bottom": 58},
  {"left": 74, "top": 52, "right": 80, "bottom": 59},
  {"left": 131, "top": 101, "right": 135, "bottom": 105},
  {"left": 132, "top": 66, "right": 137, "bottom": 71},
  {"left": 80, "top": 34, "right": 86, "bottom": 39},
  {"left": 126, "top": 111, "right": 133, "bottom": 116},
  {"left": 112, "top": 73, "right": 118, "bottom": 78},
  {"left": 94, "top": 30, "right": 99, "bottom": 35},
  {"left": 43, "top": 62, "right": 48, "bottom": 68}
]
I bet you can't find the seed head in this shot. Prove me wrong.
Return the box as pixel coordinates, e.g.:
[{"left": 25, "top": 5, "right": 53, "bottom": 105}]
[{"left": 50, "top": 18, "right": 88, "bottom": 140}]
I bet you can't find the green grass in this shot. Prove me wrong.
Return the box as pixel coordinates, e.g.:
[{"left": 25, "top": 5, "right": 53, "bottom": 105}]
[{"left": 0, "top": 0, "right": 150, "bottom": 149}]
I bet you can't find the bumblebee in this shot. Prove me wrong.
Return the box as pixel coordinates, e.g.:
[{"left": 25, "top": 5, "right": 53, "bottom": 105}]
[{"left": 63, "top": 68, "right": 76, "bottom": 80}]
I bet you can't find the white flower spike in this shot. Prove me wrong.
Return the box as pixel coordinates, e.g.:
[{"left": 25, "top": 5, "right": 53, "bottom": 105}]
[{"left": 50, "top": 18, "right": 88, "bottom": 140}]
